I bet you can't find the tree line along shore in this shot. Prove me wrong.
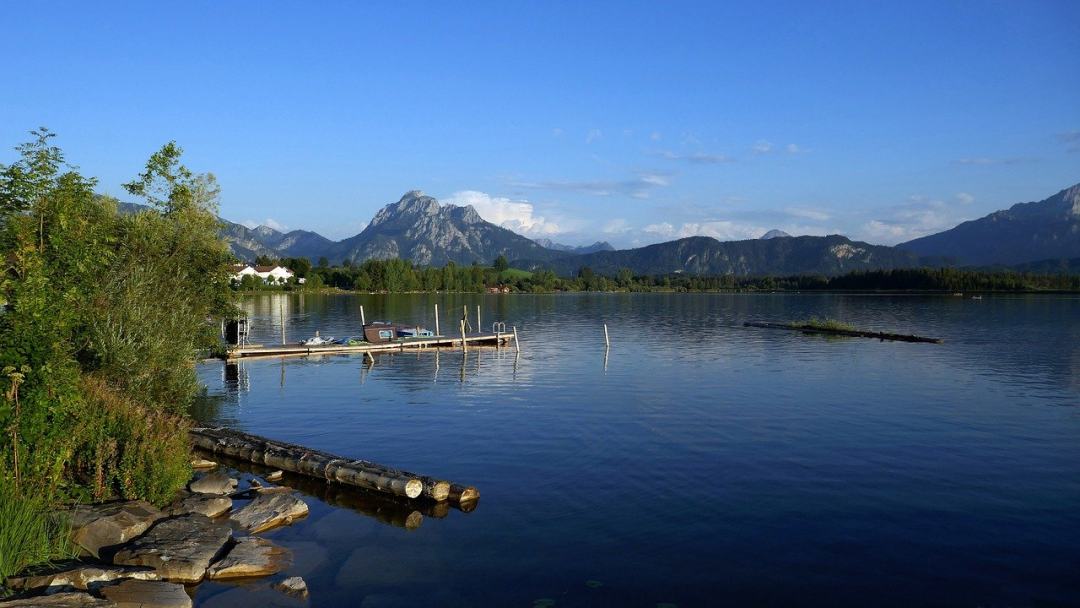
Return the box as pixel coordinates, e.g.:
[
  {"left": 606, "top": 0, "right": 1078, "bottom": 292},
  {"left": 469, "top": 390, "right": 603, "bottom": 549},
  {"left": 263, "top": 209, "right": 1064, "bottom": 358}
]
[{"left": 234, "top": 255, "right": 1080, "bottom": 294}]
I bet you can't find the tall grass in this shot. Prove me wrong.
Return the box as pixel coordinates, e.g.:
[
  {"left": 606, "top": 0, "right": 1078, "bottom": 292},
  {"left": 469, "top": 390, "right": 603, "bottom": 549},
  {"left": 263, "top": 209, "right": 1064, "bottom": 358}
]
[{"left": 0, "top": 478, "right": 76, "bottom": 583}]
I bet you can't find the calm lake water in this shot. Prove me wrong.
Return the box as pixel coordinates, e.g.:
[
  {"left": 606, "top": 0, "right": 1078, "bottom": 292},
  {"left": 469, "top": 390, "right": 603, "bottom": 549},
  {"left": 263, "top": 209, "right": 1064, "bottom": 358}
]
[{"left": 194, "top": 292, "right": 1080, "bottom": 607}]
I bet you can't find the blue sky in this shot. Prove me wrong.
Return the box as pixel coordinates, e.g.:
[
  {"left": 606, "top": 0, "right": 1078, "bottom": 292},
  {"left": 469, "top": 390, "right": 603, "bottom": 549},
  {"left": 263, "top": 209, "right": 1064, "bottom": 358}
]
[{"left": 2, "top": 1, "right": 1078, "bottom": 247}]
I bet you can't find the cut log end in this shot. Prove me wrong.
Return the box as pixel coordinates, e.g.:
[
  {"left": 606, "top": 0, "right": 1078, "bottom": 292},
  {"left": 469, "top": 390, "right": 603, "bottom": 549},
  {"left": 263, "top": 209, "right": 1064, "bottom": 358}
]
[
  {"left": 404, "top": 479, "right": 424, "bottom": 499},
  {"left": 430, "top": 481, "right": 450, "bottom": 502},
  {"left": 405, "top": 511, "right": 424, "bottom": 530},
  {"left": 450, "top": 484, "right": 480, "bottom": 505}
]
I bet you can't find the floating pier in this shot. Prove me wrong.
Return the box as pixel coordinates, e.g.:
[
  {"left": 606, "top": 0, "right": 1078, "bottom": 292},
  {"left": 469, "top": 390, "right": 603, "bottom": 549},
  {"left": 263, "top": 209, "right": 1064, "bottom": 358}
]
[
  {"left": 190, "top": 427, "right": 479, "bottom": 508},
  {"left": 225, "top": 331, "right": 514, "bottom": 360},
  {"left": 744, "top": 321, "right": 943, "bottom": 344}
]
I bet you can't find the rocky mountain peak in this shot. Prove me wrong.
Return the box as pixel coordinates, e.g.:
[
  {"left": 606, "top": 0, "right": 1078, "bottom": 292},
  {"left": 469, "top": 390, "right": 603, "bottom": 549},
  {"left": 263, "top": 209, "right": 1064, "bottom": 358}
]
[
  {"left": 761, "top": 229, "right": 792, "bottom": 239},
  {"left": 1065, "top": 184, "right": 1080, "bottom": 217}
]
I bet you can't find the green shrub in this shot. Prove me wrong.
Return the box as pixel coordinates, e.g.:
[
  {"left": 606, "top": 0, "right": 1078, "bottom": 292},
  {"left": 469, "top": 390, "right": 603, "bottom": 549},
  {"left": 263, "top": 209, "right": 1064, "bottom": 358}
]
[{"left": 70, "top": 377, "right": 192, "bottom": 505}]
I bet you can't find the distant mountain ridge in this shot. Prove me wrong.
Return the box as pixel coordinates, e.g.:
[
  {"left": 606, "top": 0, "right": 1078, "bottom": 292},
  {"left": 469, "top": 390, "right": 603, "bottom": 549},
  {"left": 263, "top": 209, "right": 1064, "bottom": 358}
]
[
  {"left": 114, "top": 182, "right": 1080, "bottom": 277},
  {"left": 532, "top": 238, "right": 615, "bottom": 254},
  {"left": 514, "top": 234, "right": 921, "bottom": 276},
  {"left": 899, "top": 184, "right": 1080, "bottom": 265}
]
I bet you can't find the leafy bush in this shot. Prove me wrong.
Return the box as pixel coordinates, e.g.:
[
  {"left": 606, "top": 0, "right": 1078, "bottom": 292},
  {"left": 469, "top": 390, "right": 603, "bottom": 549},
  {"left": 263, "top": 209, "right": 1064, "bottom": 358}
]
[
  {"left": 71, "top": 377, "right": 192, "bottom": 505},
  {"left": 0, "top": 129, "right": 232, "bottom": 505}
]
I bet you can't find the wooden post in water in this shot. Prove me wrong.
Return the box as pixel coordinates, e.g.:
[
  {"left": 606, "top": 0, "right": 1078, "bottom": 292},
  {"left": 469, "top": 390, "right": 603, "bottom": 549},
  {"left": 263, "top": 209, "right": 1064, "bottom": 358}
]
[
  {"left": 463, "top": 305, "right": 468, "bottom": 331},
  {"left": 460, "top": 320, "right": 468, "bottom": 353},
  {"left": 604, "top": 323, "right": 610, "bottom": 347},
  {"left": 434, "top": 304, "right": 440, "bottom": 336},
  {"left": 476, "top": 305, "right": 481, "bottom": 335},
  {"left": 513, "top": 326, "right": 521, "bottom": 353},
  {"left": 360, "top": 305, "right": 366, "bottom": 326}
]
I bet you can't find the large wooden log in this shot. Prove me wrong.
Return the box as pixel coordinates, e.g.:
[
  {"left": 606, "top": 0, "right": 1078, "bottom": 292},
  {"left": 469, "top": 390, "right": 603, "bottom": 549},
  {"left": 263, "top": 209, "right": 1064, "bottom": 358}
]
[
  {"left": 743, "top": 321, "right": 943, "bottom": 344},
  {"left": 190, "top": 427, "right": 461, "bottom": 502}
]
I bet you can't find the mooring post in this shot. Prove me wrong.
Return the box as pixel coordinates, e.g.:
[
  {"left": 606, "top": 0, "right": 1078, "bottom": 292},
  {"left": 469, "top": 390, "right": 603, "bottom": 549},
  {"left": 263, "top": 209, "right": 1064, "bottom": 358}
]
[
  {"left": 279, "top": 299, "right": 285, "bottom": 345},
  {"left": 434, "top": 303, "right": 440, "bottom": 336},
  {"left": 460, "top": 320, "right": 468, "bottom": 353},
  {"left": 604, "top": 323, "right": 610, "bottom": 347},
  {"left": 513, "top": 326, "right": 521, "bottom": 353},
  {"left": 360, "top": 305, "right": 366, "bottom": 326},
  {"left": 463, "top": 305, "right": 468, "bottom": 331},
  {"left": 476, "top": 305, "right": 481, "bottom": 336}
]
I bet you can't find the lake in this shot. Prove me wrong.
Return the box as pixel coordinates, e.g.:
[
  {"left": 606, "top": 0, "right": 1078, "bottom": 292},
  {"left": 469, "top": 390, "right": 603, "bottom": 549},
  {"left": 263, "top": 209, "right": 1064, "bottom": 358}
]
[{"left": 194, "top": 292, "right": 1080, "bottom": 607}]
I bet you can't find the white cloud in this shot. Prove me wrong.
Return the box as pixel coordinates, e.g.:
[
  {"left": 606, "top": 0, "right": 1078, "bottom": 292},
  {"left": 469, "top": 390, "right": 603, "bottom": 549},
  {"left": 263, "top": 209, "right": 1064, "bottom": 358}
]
[
  {"left": 654, "top": 150, "right": 733, "bottom": 164},
  {"left": 586, "top": 128, "right": 603, "bottom": 144},
  {"left": 512, "top": 171, "right": 671, "bottom": 199},
  {"left": 242, "top": 218, "right": 288, "bottom": 231},
  {"left": 643, "top": 220, "right": 766, "bottom": 242},
  {"left": 753, "top": 140, "right": 774, "bottom": 154},
  {"left": 785, "top": 143, "right": 801, "bottom": 154},
  {"left": 442, "top": 190, "right": 562, "bottom": 236},
  {"left": 955, "top": 192, "right": 975, "bottom": 205},
  {"left": 1059, "top": 130, "right": 1080, "bottom": 152},
  {"left": 855, "top": 194, "right": 973, "bottom": 244},
  {"left": 785, "top": 206, "right": 831, "bottom": 221},
  {"left": 953, "top": 157, "right": 1030, "bottom": 166},
  {"left": 603, "top": 218, "right": 631, "bottom": 234}
]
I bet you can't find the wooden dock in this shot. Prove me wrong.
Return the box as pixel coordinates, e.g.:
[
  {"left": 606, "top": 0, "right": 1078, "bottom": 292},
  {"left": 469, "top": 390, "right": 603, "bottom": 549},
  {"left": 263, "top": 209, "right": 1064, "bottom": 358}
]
[{"left": 226, "top": 331, "right": 515, "bottom": 360}]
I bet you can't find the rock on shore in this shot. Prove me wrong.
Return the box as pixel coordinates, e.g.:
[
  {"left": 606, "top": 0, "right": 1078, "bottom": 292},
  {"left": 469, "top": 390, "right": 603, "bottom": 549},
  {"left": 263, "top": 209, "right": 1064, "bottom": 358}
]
[
  {"left": 111, "top": 514, "right": 232, "bottom": 583},
  {"left": 206, "top": 537, "right": 290, "bottom": 580},
  {"left": 230, "top": 493, "right": 309, "bottom": 533},
  {"left": 66, "top": 502, "right": 165, "bottom": 559}
]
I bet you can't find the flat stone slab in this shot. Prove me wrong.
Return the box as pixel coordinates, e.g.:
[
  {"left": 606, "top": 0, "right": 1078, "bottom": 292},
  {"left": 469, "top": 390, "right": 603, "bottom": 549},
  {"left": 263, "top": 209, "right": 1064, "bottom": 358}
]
[
  {"left": 230, "top": 493, "right": 308, "bottom": 533},
  {"left": 165, "top": 491, "right": 232, "bottom": 518},
  {"left": 99, "top": 580, "right": 192, "bottom": 608},
  {"left": 206, "top": 536, "right": 291, "bottom": 580},
  {"left": 4, "top": 560, "right": 158, "bottom": 593},
  {"left": 188, "top": 470, "right": 237, "bottom": 495},
  {"left": 0, "top": 592, "right": 114, "bottom": 607},
  {"left": 111, "top": 514, "right": 232, "bottom": 583},
  {"left": 66, "top": 501, "right": 165, "bottom": 559}
]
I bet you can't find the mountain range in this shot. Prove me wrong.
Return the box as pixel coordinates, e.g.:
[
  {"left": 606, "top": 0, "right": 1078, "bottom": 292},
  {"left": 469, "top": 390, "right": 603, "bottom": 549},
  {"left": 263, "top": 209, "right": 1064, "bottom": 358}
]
[
  {"left": 897, "top": 184, "right": 1080, "bottom": 266},
  {"left": 128, "top": 182, "right": 1080, "bottom": 276}
]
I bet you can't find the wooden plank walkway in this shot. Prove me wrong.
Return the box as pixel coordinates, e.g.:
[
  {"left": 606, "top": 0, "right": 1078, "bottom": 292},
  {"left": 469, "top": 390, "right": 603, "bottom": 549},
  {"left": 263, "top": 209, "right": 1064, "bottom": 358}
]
[{"left": 226, "top": 332, "right": 514, "bottom": 360}]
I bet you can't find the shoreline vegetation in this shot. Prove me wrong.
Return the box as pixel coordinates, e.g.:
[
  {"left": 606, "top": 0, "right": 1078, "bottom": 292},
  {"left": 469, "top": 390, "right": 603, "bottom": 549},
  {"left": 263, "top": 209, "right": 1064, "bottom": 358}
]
[
  {"left": 745, "top": 319, "right": 944, "bottom": 344},
  {"left": 1, "top": 130, "right": 233, "bottom": 589},
  {"left": 234, "top": 257, "right": 1080, "bottom": 295}
]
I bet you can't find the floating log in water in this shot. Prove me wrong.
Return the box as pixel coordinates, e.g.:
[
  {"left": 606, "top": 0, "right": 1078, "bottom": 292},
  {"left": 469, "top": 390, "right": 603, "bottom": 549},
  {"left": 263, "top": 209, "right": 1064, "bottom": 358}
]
[
  {"left": 190, "top": 427, "right": 475, "bottom": 505},
  {"left": 743, "top": 321, "right": 942, "bottom": 344}
]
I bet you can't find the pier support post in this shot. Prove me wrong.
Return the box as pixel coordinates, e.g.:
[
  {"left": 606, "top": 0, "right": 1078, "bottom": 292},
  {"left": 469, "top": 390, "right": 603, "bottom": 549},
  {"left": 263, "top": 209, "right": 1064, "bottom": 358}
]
[
  {"left": 434, "top": 304, "right": 440, "bottom": 336},
  {"left": 604, "top": 323, "right": 610, "bottom": 347},
  {"left": 513, "top": 326, "right": 520, "bottom": 353},
  {"left": 460, "top": 320, "right": 468, "bottom": 353},
  {"left": 477, "top": 305, "right": 481, "bottom": 335},
  {"left": 360, "top": 305, "right": 366, "bottom": 326}
]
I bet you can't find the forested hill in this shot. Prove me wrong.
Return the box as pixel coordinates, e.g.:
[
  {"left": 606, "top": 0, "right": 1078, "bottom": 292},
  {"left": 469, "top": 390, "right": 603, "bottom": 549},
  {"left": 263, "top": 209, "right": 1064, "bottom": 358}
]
[{"left": 513, "top": 234, "right": 922, "bottom": 277}]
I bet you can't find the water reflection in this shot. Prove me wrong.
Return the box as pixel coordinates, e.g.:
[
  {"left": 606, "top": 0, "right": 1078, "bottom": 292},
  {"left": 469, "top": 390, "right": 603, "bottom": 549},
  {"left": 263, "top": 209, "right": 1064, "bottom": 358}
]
[
  {"left": 193, "top": 292, "right": 1080, "bottom": 607},
  {"left": 208, "top": 453, "right": 477, "bottom": 531}
]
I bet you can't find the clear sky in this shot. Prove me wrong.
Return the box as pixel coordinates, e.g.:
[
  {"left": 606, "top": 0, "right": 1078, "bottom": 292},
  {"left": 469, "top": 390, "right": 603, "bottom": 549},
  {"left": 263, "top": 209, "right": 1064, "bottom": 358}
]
[{"left": 2, "top": 1, "right": 1078, "bottom": 247}]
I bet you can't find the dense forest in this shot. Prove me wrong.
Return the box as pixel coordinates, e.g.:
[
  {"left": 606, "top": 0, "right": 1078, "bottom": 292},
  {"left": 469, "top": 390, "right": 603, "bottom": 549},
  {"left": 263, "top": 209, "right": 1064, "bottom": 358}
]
[{"left": 237, "top": 256, "right": 1080, "bottom": 294}]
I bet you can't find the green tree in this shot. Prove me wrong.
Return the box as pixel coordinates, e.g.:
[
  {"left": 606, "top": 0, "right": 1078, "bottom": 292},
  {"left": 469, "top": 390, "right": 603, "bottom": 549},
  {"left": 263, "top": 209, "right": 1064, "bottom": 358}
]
[{"left": 494, "top": 254, "right": 509, "bottom": 272}]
